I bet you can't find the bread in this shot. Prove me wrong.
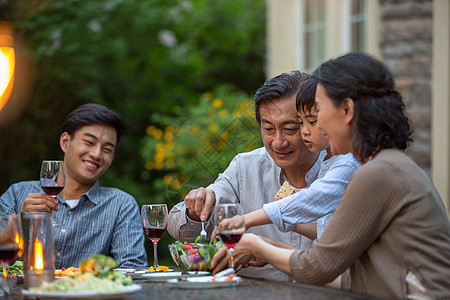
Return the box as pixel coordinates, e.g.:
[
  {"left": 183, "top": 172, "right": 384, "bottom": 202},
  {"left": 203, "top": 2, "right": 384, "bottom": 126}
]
[{"left": 274, "top": 181, "right": 295, "bottom": 200}]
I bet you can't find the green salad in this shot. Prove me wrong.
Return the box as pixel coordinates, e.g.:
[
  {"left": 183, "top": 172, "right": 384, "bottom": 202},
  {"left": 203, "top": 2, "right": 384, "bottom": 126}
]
[
  {"left": 0, "top": 261, "right": 24, "bottom": 275},
  {"left": 171, "top": 236, "right": 223, "bottom": 271},
  {"left": 31, "top": 254, "right": 132, "bottom": 293}
]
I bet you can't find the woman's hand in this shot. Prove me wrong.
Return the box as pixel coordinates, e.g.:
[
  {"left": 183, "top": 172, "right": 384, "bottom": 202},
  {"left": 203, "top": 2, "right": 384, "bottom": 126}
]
[{"left": 211, "top": 233, "right": 265, "bottom": 274}]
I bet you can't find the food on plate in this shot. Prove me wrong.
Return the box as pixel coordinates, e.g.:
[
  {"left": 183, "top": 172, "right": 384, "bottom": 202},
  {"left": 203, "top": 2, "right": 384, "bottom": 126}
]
[
  {"left": 30, "top": 254, "right": 132, "bottom": 293},
  {"left": 274, "top": 181, "right": 295, "bottom": 200},
  {"left": 148, "top": 265, "right": 170, "bottom": 272},
  {"left": 55, "top": 267, "right": 79, "bottom": 277},
  {"left": 79, "top": 254, "right": 117, "bottom": 275},
  {"left": 211, "top": 274, "right": 235, "bottom": 282},
  {"left": 3, "top": 261, "right": 23, "bottom": 276},
  {"left": 169, "top": 236, "right": 223, "bottom": 271}
]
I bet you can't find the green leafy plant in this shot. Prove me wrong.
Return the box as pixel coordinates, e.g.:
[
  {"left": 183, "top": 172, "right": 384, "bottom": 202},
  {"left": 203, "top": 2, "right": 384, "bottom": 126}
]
[{"left": 141, "top": 84, "right": 262, "bottom": 203}]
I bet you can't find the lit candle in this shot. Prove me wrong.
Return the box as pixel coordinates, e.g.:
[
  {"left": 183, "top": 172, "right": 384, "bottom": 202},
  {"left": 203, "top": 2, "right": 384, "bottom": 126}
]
[
  {"left": 15, "top": 233, "right": 23, "bottom": 258},
  {"left": 34, "top": 238, "right": 44, "bottom": 274}
]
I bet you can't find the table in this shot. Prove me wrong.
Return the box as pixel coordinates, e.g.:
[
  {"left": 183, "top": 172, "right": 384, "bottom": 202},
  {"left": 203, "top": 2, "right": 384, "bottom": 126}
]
[{"left": 8, "top": 274, "right": 383, "bottom": 300}]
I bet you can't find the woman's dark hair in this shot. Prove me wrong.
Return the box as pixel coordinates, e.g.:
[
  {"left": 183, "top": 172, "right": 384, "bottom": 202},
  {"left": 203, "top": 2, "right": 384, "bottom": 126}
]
[
  {"left": 314, "top": 52, "right": 413, "bottom": 161},
  {"left": 254, "top": 71, "right": 310, "bottom": 124},
  {"left": 296, "top": 75, "right": 319, "bottom": 114},
  {"left": 62, "top": 103, "right": 127, "bottom": 151}
]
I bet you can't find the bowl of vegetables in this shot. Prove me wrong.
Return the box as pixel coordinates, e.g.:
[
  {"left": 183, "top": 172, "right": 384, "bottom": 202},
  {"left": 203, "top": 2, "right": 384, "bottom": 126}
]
[{"left": 169, "top": 237, "right": 223, "bottom": 272}]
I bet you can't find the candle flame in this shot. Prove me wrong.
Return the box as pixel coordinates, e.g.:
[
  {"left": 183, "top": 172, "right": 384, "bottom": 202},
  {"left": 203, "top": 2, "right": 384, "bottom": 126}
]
[
  {"left": 34, "top": 238, "right": 44, "bottom": 274},
  {"left": 15, "top": 233, "right": 24, "bottom": 258}
]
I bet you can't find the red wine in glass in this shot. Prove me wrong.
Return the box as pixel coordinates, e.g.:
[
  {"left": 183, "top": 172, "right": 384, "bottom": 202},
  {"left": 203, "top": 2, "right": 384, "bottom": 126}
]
[
  {"left": 0, "top": 245, "right": 20, "bottom": 266},
  {"left": 141, "top": 204, "right": 168, "bottom": 270},
  {"left": 218, "top": 233, "right": 243, "bottom": 249},
  {"left": 215, "top": 202, "right": 246, "bottom": 270},
  {"left": 143, "top": 227, "right": 166, "bottom": 243},
  {"left": 41, "top": 185, "right": 65, "bottom": 197},
  {"left": 40, "top": 160, "right": 65, "bottom": 226},
  {"left": 0, "top": 214, "right": 23, "bottom": 296}
]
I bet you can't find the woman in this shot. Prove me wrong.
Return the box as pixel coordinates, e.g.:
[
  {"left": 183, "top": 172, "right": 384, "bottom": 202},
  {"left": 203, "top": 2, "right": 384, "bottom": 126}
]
[{"left": 224, "top": 53, "right": 450, "bottom": 299}]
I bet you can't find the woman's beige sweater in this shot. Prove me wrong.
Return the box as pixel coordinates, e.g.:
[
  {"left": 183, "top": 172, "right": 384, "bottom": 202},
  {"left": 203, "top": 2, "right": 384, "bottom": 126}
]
[{"left": 290, "top": 149, "right": 450, "bottom": 299}]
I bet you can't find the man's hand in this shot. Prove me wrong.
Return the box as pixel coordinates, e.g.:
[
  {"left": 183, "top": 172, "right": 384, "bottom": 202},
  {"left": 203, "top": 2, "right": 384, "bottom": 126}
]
[
  {"left": 184, "top": 188, "right": 215, "bottom": 222},
  {"left": 21, "top": 193, "right": 59, "bottom": 213}
]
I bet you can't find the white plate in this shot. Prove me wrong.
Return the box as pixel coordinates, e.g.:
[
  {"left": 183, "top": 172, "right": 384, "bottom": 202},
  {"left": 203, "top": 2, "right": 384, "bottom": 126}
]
[
  {"left": 141, "top": 271, "right": 210, "bottom": 282},
  {"left": 21, "top": 283, "right": 142, "bottom": 299},
  {"left": 114, "top": 268, "right": 152, "bottom": 280},
  {"left": 167, "top": 275, "right": 242, "bottom": 289}
]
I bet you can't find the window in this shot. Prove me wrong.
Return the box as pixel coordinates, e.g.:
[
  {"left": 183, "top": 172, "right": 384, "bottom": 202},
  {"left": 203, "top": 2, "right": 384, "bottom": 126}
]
[{"left": 299, "top": 0, "right": 371, "bottom": 73}]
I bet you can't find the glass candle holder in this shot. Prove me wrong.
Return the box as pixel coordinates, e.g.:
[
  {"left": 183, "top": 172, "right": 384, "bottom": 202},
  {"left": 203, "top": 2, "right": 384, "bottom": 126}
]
[{"left": 21, "top": 213, "right": 55, "bottom": 289}]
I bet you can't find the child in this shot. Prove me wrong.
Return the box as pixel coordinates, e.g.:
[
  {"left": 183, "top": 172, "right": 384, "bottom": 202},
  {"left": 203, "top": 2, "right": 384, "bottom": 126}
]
[{"left": 242, "top": 76, "right": 360, "bottom": 239}]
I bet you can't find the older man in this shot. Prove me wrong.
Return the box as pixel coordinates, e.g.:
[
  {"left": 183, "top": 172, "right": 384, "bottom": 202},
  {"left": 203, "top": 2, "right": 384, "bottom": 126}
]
[{"left": 167, "top": 72, "right": 325, "bottom": 281}]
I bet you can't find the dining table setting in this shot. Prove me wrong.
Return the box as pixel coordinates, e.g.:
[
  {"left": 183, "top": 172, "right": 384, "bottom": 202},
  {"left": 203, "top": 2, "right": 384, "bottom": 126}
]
[{"left": 1, "top": 200, "right": 384, "bottom": 299}]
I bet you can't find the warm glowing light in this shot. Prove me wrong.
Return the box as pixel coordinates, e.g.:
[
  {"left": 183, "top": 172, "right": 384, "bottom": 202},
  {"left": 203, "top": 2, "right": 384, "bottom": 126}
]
[
  {"left": 15, "top": 233, "right": 24, "bottom": 258},
  {"left": 34, "top": 238, "right": 44, "bottom": 274},
  {"left": 0, "top": 22, "right": 15, "bottom": 111}
]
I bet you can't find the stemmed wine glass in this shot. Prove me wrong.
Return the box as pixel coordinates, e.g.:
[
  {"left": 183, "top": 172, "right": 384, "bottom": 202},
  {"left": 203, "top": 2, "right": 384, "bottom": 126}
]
[
  {"left": 0, "top": 214, "right": 23, "bottom": 296},
  {"left": 215, "top": 202, "right": 245, "bottom": 271},
  {"left": 141, "top": 204, "right": 168, "bottom": 271},
  {"left": 40, "top": 160, "right": 65, "bottom": 227}
]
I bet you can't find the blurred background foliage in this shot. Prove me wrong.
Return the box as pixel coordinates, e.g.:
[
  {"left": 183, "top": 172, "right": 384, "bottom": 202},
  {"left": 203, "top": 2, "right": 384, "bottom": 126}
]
[
  {"left": 141, "top": 84, "right": 262, "bottom": 204},
  {"left": 0, "top": 0, "right": 265, "bottom": 264}
]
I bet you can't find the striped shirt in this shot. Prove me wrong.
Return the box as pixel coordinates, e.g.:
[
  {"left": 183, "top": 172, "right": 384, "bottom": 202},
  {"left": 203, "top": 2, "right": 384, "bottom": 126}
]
[
  {"left": 168, "top": 147, "right": 325, "bottom": 281},
  {"left": 0, "top": 181, "right": 147, "bottom": 269},
  {"left": 263, "top": 153, "right": 360, "bottom": 237}
]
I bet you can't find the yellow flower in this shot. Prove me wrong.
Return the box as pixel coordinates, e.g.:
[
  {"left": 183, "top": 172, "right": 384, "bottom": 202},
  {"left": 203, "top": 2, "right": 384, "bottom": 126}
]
[
  {"left": 164, "top": 130, "right": 173, "bottom": 142},
  {"left": 152, "top": 128, "right": 163, "bottom": 140},
  {"left": 245, "top": 145, "right": 255, "bottom": 152},
  {"left": 165, "top": 141, "right": 174, "bottom": 150},
  {"left": 212, "top": 98, "right": 223, "bottom": 108},
  {"left": 219, "top": 132, "right": 229, "bottom": 141},
  {"left": 217, "top": 140, "right": 226, "bottom": 150},
  {"left": 232, "top": 110, "right": 241, "bottom": 118},
  {"left": 190, "top": 125, "right": 200, "bottom": 136},
  {"left": 208, "top": 123, "right": 218, "bottom": 133},
  {"left": 202, "top": 133, "right": 211, "bottom": 142},
  {"left": 203, "top": 92, "right": 212, "bottom": 101},
  {"left": 155, "top": 161, "right": 164, "bottom": 170},
  {"left": 171, "top": 179, "right": 182, "bottom": 190},
  {"left": 144, "top": 161, "right": 154, "bottom": 170},
  {"left": 162, "top": 174, "right": 173, "bottom": 186},
  {"left": 146, "top": 125, "right": 156, "bottom": 136},
  {"left": 155, "top": 143, "right": 165, "bottom": 153},
  {"left": 218, "top": 110, "right": 228, "bottom": 119}
]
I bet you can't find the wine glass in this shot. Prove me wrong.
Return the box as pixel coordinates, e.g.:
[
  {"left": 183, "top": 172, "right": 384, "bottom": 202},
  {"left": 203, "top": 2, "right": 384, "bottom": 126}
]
[
  {"left": 141, "top": 204, "right": 168, "bottom": 271},
  {"left": 40, "top": 160, "right": 65, "bottom": 227},
  {"left": 215, "top": 202, "right": 245, "bottom": 271},
  {"left": 0, "top": 214, "right": 23, "bottom": 296}
]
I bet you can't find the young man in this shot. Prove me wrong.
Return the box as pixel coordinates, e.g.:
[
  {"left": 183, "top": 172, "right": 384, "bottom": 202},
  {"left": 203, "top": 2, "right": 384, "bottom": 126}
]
[
  {"left": 0, "top": 103, "right": 147, "bottom": 268},
  {"left": 167, "top": 72, "right": 325, "bottom": 281}
]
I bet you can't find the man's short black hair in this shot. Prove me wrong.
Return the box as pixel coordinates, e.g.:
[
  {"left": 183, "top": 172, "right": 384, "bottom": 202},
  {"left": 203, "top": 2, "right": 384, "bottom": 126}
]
[
  {"left": 254, "top": 71, "right": 310, "bottom": 124},
  {"left": 62, "top": 103, "right": 127, "bottom": 151}
]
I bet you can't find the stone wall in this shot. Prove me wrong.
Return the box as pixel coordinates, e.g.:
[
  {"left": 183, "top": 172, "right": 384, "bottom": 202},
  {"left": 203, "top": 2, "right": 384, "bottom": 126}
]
[{"left": 379, "top": 0, "right": 433, "bottom": 174}]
